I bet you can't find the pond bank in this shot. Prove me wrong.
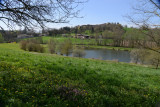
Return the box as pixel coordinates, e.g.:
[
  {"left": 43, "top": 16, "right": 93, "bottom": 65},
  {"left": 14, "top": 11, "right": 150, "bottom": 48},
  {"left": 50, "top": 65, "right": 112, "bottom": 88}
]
[{"left": 75, "top": 45, "right": 132, "bottom": 51}]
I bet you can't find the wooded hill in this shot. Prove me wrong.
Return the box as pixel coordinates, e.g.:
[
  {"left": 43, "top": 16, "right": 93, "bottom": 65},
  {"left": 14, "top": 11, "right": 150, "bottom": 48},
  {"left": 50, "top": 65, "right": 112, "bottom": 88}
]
[{"left": 48, "top": 23, "right": 125, "bottom": 36}]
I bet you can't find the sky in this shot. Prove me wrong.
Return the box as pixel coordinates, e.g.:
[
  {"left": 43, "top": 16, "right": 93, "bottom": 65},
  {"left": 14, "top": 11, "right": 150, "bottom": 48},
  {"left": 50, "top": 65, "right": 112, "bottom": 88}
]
[
  {"left": 51, "top": 0, "right": 136, "bottom": 29},
  {"left": 1, "top": 0, "right": 138, "bottom": 30}
]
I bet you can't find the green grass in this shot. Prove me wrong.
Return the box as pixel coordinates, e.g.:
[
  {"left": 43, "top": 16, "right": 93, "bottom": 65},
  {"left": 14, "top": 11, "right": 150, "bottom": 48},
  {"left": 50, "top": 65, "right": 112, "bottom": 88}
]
[
  {"left": 83, "top": 45, "right": 132, "bottom": 51},
  {"left": 41, "top": 36, "right": 131, "bottom": 51},
  {"left": 0, "top": 43, "right": 160, "bottom": 106},
  {"left": 42, "top": 36, "right": 96, "bottom": 45}
]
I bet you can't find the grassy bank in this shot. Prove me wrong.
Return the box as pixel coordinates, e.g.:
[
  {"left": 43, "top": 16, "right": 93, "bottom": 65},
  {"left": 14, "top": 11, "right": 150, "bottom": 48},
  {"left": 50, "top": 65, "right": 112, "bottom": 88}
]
[
  {"left": 0, "top": 43, "right": 160, "bottom": 106},
  {"left": 79, "top": 45, "right": 132, "bottom": 51}
]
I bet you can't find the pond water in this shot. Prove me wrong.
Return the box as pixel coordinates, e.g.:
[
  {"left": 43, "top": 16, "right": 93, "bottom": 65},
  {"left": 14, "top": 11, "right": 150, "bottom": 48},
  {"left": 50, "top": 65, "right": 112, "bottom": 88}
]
[
  {"left": 83, "top": 49, "right": 131, "bottom": 63},
  {"left": 66, "top": 48, "right": 131, "bottom": 63}
]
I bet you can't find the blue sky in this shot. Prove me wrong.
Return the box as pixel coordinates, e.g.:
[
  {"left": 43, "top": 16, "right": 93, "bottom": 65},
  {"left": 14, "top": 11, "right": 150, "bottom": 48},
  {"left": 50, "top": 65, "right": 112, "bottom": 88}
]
[
  {"left": 1, "top": 0, "right": 137, "bottom": 30},
  {"left": 52, "top": 0, "right": 136, "bottom": 28}
]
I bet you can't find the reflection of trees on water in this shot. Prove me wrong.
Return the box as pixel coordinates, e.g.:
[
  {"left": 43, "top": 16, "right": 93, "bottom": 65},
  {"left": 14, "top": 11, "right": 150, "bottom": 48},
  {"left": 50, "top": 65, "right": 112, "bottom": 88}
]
[{"left": 83, "top": 49, "right": 131, "bottom": 63}]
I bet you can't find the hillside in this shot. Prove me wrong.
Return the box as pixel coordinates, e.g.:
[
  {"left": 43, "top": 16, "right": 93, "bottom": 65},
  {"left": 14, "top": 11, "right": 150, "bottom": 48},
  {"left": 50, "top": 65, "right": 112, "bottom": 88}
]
[{"left": 0, "top": 43, "right": 160, "bottom": 106}]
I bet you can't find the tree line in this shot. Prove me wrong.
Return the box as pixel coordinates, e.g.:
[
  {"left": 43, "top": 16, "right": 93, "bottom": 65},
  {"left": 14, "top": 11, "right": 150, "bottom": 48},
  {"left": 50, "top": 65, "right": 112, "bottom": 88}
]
[{"left": 47, "top": 23, "right": 160, "bottom": 48}]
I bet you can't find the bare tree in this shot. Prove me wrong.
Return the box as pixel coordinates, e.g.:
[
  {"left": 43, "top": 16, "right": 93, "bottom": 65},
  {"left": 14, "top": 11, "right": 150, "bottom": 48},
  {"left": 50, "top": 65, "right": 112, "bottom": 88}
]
[
  {"left": 127, "top": 0, "right": 160, "bottom": 53},
  {"left": 130, "top": 48, "right": 149, "bottom": 64},
  {"left": 0, "top": 0, "right": 86, "bottom": 29},
  {"left": 146, "top": 51, "right": 160, "bottom": 69}
]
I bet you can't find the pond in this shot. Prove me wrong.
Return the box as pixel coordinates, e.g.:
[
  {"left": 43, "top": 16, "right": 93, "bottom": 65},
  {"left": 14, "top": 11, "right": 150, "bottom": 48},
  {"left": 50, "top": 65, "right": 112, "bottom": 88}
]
[
  {"left": 84, "top": 49, "right": 131, "bottom": 63},
  {"left": 66, "top": 48, "right": 131, "bottom": 63}
]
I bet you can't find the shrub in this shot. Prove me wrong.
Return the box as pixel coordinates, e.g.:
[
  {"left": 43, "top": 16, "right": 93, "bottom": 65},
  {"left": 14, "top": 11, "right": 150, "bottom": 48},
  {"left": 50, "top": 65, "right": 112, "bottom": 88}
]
[
  {"left": 20, "top": 40, "right": 28, "bottom": 50},
  {"left": 20, "top": 39, "right": 44, "bottom": 53},
  {"left": 27, "top": 42, "right": 34, "bottom": 51},
  {"left": 38, "top": 45, "right": 45, "bottom": 53}
]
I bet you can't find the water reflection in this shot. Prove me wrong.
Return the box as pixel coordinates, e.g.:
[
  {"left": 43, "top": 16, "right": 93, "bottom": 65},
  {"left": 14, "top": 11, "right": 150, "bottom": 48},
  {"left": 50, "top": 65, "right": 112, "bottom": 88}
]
[
  {"left": 84, "top": 49, "right": 131, "bottom": 63},
  {"left": 66, "top": 48, "right": 131, "bottom": 63}
]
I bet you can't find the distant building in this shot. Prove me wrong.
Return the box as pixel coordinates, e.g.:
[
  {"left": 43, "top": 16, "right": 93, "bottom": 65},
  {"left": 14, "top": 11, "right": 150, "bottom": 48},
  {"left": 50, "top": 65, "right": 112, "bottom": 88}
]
[
  {"left": 17, "top": 34, "right": 33, "bottom": 39},
  {"left": 75, "top": 34, "right": 90, "bottom": 39}
]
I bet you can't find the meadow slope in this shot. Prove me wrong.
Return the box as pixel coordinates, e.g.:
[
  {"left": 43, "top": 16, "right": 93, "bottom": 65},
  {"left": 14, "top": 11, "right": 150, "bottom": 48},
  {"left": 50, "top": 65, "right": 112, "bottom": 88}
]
[{"left": 0, "top": 43, "right": 160, "bottom": 106}]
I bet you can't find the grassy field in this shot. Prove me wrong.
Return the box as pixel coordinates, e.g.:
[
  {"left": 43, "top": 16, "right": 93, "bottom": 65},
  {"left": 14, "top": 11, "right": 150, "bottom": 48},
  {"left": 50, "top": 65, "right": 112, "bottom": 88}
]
[
  {"left": 41, "top": 36, "right": 131, "bottom": 51},
  {"left": 42, "top": 36, "right": 96, "bottom": 45},
  {"left": 0, "top": 43, "right": 160, "bottom": 106}
]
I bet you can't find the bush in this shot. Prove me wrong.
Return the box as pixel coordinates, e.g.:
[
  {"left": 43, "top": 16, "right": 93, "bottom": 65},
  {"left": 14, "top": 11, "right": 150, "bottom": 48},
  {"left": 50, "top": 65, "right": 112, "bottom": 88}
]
[
  {"left": 20, "top": 40, "right": 28, "bottom": 50},
  {"left": 39, "top": 45, "right": 45, "bottom": 53},
  {"left": 27, "top": 42, "right": 34, "bottom": 51},
  {"left": 20, "top": 39, "right": 44, "bottom": 53}
]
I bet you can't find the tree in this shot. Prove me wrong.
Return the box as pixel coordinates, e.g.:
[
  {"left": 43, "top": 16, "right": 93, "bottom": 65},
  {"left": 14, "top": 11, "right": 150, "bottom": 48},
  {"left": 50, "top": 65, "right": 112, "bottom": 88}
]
[
  {"left": 130, "top": 48, "right": 149, "bottom": 64},
  {"left": 128, "top": 0, "right": 160, "bottom": 53},
  {"left": 130, "top": 49, "right": 141, "bottom": 64},
  {"left": 59, "top": 39, "right": 73, "bottom": 56},
  {"left": 0, "top": 0, "right": 86, "bottom": 29},
  {"left": 123, "top": 28, "right": 144, "bottom": 48},
  {"left": 112, "top": 25, "right": 125, "bottom": 47},
  {"left": 147, "top": 51, "right": 160, "bottom": 69}
]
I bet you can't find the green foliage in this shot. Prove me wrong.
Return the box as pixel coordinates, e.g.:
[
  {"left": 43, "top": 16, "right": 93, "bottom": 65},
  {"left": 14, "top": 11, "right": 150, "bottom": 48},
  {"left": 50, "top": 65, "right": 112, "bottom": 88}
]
[
  {"left": 102, "top": 30, "right": 113, "bottom": 37},
  {"left": 42, "top": 36, "right": 97, "bottom": 45},
  {"left": 59, "top": 39, "right": 73, "bottom": 56},
  {"left": 0, "top": 43, "right": 160, "bottom": 106},
  {"left": 20, "top": 39, "right": 44, "bottom": 53},
  {"left": 124, "top": 28, "right": 144, "bottom": 40},
  {"left": 84, "top": 30, "right": 91, "bottom": 35},
  {"left": 48, "top": 23, "right": 125, "bottom": 37},
  {"left": 20, "top": 40, "right": 28, "bottom": 50}
]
